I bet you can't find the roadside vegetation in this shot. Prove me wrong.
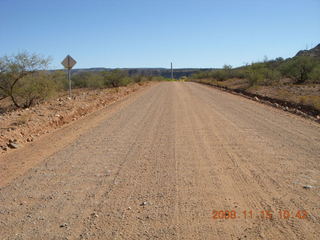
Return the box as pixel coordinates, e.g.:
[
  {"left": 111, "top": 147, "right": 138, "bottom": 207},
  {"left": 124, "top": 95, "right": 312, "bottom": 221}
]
[
  {"left": 0, "top": 52, "right": 170, "bottom": 111},
  {"left": 192, "top": 56, "right": 320, "bottom": 85},
  {"left": 191, "top": 56, "right": 320, "bottom": 111}
]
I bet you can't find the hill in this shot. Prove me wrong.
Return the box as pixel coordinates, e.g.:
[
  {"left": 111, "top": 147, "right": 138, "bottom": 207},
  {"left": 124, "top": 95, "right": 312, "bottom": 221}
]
[{"left": 295, "top": 44, "right": 320, "bottom": 58}]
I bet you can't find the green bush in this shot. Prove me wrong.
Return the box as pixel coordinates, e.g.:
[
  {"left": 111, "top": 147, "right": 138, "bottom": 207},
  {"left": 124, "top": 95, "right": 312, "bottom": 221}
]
[
  {"left": 192, "top": 65, "right": 247, "bottom": 81},
  {"left": 211, "top": 69, "right": 227, "bottom": 81},
  {"left": 86, "top": 74, "right": 104, "bottom": 89},
  {"left": 191, "top": 55, "right": 320, "bottom": 85},
  {"left": 13, "top": 71, "right": 59, "bottom": 107},
  {"left": 191, "top": 71, "right": 211, "bottom": 79},
  {"left": 103, "top": 69, "right": 132, "bottom": 87},
  {"left": 70, "top": 69, "right": 151, "bottom": 90},
  {"left": 131, "top": 74, "right": 144, "bottom": 83},
  {"left": 279, "top": 56, "right": 318, "bottom": 84},
  {"left": 309, "top": 65, "right": 320, "bottom": 83},
  {"left": 246, "top": 68, "right": 264, "bottom": 86},
  {"left": 244, "top": 62, "right": 281, "bottom": 86},
  {"left": 72, "top": 72, "right": 105, "bottom": 89},
  {"left": 51, "top": 70, "right": 68, "bottom": 90},
  {"left": 231, "top": 68, "right": 246, "bottom": 79}
]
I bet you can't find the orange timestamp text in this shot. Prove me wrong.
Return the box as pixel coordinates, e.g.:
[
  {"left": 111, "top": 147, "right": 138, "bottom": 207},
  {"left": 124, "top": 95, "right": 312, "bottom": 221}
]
[{"left": 212, "top": 209, "right": 309, "bottom": 220}]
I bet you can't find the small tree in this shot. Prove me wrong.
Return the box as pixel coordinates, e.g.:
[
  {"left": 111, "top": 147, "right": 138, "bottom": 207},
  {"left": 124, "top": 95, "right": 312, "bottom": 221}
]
[
  {"left": 280, "top": 56, "right": 317, "bottom": 84},
  {"left": 0, "top": 52, "right": 50, "bottom": 107},
  {"left": 103, "top": 69, "right": 130, "bottom": 87},
  {"left": 223, "top": 64, "right": 232, "bottom": 71}
]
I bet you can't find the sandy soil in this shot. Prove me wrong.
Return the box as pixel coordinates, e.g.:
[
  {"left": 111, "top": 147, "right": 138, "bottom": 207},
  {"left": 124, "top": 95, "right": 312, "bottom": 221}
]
[
  {"left": 0, "top": 82, "right": 151, "bottom": 154},
  {"left": 0, "top": 82, "right": 319, "bottom": 240}
]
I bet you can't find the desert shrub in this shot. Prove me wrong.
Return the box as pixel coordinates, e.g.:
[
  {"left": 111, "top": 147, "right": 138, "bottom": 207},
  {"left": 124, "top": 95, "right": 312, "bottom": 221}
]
[
  {"left": 51, "top": 70, "right": 69, "bottom": 90},
  {"left": 230, "top": 68, "right": 246, "bottom": 79},
  {"left": 246, "top": 68, "right": 264, "bottom": 86},
  {"left": 192, "top": 65, "right": 249, "bottom": 82},
  {"left": 71, "top": 69, "right": 153, "bottom": 90},
  {"left": 131, "top": 74, "right": 143, "bottom": 83},
  {"left": 191, "top": 70, "right": 212, "bottom": 79},
  {"left": 279, "top": 56, "right": 317, "bottom": 84},
  {"left": 131, "top": 74, "right": 155, "bottom": 83},
  {"left": 309, "top": 65, "right": 320, "bottom": 83},
  {"left": 72, "top": 72, "right": 105, "bottom": 89},
  {"left": 211, "top": 69, "right": 227, "bottom": 81},
  {"left": 191, "top": 55, "right": 320, "bottom": 86},
  {"left": 13, "top": 71, "right": 59, "bottom": 107},
  {"left": 86, "top": 74, "right": 104, "bottom": 89},
  {"left": 103, "top": 70, "right": 133, "bottom": 87},
  {"left": 72, "top": 72, "right": 91, "bottom": 88},
  {"left": 244, "top": 62, "right": 281, "bottom": 86},
  {"left": 120, "top": 76, "right": 133, "bottom": 86}
]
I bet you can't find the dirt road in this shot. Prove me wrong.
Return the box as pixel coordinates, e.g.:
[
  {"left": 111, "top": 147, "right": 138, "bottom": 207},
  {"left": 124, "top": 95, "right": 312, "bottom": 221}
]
[{"left": 0, "top": 82, "right": 319, "bottom": 240}]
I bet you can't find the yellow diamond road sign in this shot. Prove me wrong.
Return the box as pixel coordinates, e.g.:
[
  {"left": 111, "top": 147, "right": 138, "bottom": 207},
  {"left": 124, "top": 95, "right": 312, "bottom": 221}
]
[{"left": 61, "top": 55, "right": 77, "bottom": 69}]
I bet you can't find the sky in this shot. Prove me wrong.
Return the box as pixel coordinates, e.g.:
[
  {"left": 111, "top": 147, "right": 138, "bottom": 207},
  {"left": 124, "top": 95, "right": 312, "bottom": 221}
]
[{"left": 0, "top": 0, "right": 319, "bottom": 69}]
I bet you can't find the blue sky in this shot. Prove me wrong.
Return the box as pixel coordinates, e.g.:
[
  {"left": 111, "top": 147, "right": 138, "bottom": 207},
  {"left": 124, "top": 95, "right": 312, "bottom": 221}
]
[{"left": 0, "top": 0, "right": 319, "bottom": 69}]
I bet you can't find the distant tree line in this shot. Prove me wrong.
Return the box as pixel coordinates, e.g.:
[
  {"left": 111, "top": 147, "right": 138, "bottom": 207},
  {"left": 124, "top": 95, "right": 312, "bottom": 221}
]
[{"left": 0, "top": 52, "right": 170, "bottom": 109}]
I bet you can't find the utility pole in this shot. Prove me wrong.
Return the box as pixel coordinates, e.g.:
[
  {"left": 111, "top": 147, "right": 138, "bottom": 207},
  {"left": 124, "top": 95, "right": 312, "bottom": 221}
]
[{"left": 171, "top": 62, "right": 173, "bottom": 80}]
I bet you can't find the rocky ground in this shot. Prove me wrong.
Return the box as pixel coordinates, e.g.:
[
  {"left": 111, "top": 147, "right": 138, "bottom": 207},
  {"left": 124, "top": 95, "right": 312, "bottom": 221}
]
[
  {"left": 0, "top": 82, "right": 319, "bottom": 239},
  {"left": 0, "top": 82, "right": 151, "bottom": 154}
]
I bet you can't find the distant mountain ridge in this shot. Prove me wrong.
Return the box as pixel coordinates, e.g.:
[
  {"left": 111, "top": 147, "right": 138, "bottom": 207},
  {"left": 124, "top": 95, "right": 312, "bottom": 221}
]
[{"left": 295, "top": 44, "right": 320, "bottom": 58}]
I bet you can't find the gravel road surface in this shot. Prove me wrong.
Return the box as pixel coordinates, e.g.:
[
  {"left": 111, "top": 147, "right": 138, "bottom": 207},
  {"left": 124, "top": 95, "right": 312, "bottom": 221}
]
[{"left": 1, "top": 82, "right": 319, "bottom": 239}]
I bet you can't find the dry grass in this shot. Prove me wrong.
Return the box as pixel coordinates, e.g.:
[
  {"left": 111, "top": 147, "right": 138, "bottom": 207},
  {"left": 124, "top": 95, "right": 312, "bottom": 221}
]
[
  {"left": 298, "top": 96, "right": 320, "bottom": 110},
  {"left": 11, "top": 113, "right": 32, "bottom": 126}
]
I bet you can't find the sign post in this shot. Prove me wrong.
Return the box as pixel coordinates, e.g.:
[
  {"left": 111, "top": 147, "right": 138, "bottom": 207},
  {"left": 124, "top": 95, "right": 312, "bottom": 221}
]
[{"left": 61, "top": 55, "right": 77, "bottom": 98}]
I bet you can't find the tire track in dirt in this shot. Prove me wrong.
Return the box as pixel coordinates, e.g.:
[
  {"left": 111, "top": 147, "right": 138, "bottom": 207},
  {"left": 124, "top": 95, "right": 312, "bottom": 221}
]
[
  {"left": 179, "top": 82, "right": 320, "bottom": 239},
  {"left": 0, "top": 82, "right": 319, "bottom": 240}
]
